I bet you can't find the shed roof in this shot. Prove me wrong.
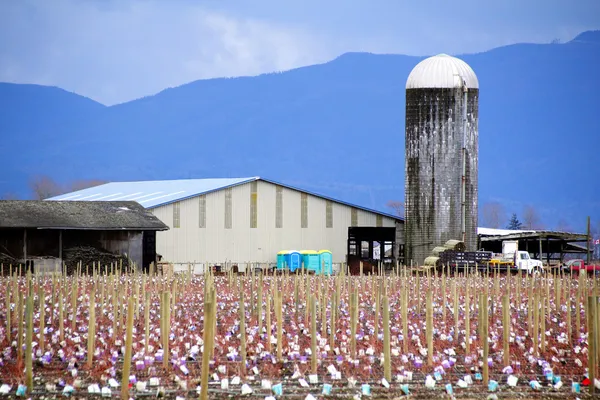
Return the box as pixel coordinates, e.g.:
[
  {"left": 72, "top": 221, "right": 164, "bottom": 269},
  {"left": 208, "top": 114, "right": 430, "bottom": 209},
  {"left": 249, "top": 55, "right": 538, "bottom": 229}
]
[
  {"left": 0, "top": 200, "right": 169, "bottom": 231},
  {"left": 47, "top": 177, "right": 404, "bottom": 221}
]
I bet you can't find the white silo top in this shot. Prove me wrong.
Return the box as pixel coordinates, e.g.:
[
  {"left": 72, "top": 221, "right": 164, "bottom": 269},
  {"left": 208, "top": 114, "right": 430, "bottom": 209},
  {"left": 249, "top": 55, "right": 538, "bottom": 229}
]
[{"left": 406, "top": 53, "right": 479, "bottom": 89}]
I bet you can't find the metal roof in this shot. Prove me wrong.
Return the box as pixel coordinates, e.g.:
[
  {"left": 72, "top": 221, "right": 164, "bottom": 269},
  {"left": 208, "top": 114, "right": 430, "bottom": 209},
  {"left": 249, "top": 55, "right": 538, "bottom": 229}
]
[
  {"left": 0, "top": 200, "right": 169, "bottom": 231},
  {"left": 477, "top": 227, "right": 536, "bottom": 236},
  {"left": 47, "top": 177, "right": 404, "bottom": 221},
  {"left": 47, "top": 177, "right": 257, "bottom": 208},
  {"left": 406, "top": 54, "right": 479, "bottom": 90}
]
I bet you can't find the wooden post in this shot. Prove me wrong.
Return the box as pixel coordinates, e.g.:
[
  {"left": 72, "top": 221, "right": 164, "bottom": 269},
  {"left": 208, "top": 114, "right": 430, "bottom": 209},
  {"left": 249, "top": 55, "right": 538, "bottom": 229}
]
[
  {"left": 482, "top": 293, "right": 489, "bottom": 386},
  {"left": 426, "top": 289, "right": 433, "bottom": 366},
  {"left": 465, "top": 279, "right": 470, "bottom": 354},
  {"left": 276, "top": 290, "right": 283, "bottom": 361},
  {"left": 402, "top": 283, "right": 408, "bottom": 353},
  {"left": 162, "top": 292, "right": 170, "bottom": 369},
  {"left": 87, "top": 285, "right": 96, "bottom": 369},
  {"left": 383, "top": 295, "right": 391, "bottom": 382},
  {"left": 144, "top": 292, "right": 150, "bottom": 354},
  {"left": 200, "top": 289, "right": 214, "bottom": 400},
  {"left": 5, "top": 284, "right": 10, "bottom": 343},
  {"left": 25, "top": 294, "right": 33, "bottom": 392},
  {"left": 266, "top": 296, "right": 272, "bottom": 352},
  {"left": 39, "top": 280, "right": 45, "bottom": 352},
  {"left": 311, "top": 295, "right": 317, "bottom": 374},
  {"left": 121, "top": 297, "right": 134, "bottom": 399},
  {"left": 588, "top": 295, "right": 596, "bottom": 394},
  {"left": 17, "top": 291, "right": 23, "bottom": 362},
  {"left": 257, "top": 273, "right": 263, "bottom": 336},
  {"left": 240, "top": 289, "right": 247, "bottom": 376},
  {"left": 503, "top": 294, "right": 510, "bottom": 366},
  {"left": 350, "top": 287, "right": 357, "bottom": 359}
]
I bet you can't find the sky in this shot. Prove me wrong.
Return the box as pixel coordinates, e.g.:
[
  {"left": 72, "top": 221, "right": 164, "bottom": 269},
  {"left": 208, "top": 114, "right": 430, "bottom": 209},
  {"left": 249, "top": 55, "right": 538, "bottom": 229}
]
[{"left": 0, "top": 0, "right": 598, "bottom": 105}]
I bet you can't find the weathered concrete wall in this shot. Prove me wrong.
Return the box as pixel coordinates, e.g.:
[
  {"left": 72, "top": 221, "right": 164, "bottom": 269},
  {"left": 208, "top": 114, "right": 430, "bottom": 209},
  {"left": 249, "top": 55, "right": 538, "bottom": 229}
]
[{"left": 404, "top": 87, "right": 479, "bottom": 265}]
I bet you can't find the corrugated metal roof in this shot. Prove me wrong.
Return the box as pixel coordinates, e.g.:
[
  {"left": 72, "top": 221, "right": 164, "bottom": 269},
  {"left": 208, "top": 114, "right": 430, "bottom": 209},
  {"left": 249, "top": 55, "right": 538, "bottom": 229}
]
[
  {"left": 47, "top": 177, "right": 404, "bottom": 221},
  {"left": 477, "top": 227, "right": 536, "bottom": 236},
  {"left": 47, "top": 177, "right": 257, "bottom": 208},
  {"left": 406, "top": 54, "right": 479, "bottom": 89}
]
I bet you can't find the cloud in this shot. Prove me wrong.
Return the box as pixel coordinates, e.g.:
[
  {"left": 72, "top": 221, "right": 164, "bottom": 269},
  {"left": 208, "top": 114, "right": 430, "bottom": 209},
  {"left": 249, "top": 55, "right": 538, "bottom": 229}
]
[{"left": 0, "top": 0, "right": 334, "bottom": 105}]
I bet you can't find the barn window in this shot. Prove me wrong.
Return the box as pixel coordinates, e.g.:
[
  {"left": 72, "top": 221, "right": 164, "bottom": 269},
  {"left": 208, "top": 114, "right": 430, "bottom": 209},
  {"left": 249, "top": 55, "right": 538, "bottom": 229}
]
[
  {"left": 351, "top": 208, "right": 358, "bottom": 227},
  {"left": 326, "top": 200, "right": 333, "bottom": 228},
  {"left": 376, "top": 215, "right": 383, "bottom": 227},
  {"left": 224, "top": 188, "right": 232, "bottom": 229},
  {"left": 250, "top": 181, "right": 258, "bottom": 228},
  {"left": 301, "top": 193, "right": 308, "bottom": 228},
  {"left": 198, "top": 195, "right": 206, "bottom": 228},
  {"left": 275, "top": 186, "right": 283, "bottom": 228},
  {"left": 173, "top": 202, "right": 181, "bottom": 228}
]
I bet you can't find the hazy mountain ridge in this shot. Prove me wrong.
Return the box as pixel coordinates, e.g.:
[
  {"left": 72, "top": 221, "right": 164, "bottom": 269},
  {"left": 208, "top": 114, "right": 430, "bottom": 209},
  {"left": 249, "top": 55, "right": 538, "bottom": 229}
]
[{"left": 1, "top": 31, "right": 599, "bottom": 231}]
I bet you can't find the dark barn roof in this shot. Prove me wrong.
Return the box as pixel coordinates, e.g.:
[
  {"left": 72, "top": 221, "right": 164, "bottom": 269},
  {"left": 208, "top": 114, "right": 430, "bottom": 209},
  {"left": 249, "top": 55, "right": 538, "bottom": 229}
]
[{"left": 0, "top": 201, "right": 169, "bottom": 231}]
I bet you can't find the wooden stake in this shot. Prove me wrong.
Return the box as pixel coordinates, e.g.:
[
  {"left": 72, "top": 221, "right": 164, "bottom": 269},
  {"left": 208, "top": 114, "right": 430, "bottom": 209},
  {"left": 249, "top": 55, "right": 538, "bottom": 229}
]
[
  {"left": 502, "top": 294, "right": 510, "bottom": 366},
  {"left": 383, "top": 295, "right": 391, "bottom": 382},
  {"left": 121, "top": 297, "right": 134, "bottom": 400},
  {"left": 200, "top": 289, "right": 214, "bottom": 400},
  {"left": 426, "top": 289, "right": 433, "bottom": 366},
  {"left": 311, "top": 295, "right": 317, "bottom": 374},
  {"left": 25, "top": 294, "right": 33, "bottom": 392}
]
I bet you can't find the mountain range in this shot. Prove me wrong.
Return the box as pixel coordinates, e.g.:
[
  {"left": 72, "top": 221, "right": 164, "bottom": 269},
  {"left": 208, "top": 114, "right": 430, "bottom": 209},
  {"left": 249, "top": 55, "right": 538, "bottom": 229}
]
[{"left": 1, "top": 31, "right": 599, "bottom": 232}]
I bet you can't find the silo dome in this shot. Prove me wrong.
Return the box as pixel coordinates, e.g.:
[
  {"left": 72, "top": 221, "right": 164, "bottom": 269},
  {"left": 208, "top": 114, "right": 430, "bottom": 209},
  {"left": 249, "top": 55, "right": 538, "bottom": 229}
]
[{"left": 406, "top": 54, "right": 479, "bottom": 90}]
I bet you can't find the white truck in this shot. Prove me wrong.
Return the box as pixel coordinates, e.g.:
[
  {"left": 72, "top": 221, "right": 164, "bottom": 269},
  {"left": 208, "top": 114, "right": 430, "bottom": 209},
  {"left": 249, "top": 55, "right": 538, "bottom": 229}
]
[{"left": 491, "top": 240, "right": 544, "bottom": 273}]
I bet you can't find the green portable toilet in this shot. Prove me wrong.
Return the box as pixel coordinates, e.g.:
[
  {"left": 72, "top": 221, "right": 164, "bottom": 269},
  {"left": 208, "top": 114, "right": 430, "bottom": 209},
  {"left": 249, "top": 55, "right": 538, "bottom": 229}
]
[
  {"left": 277, "top": 250, "right": 290, "bottom": 270},
  {"left": 301, "top": 250, "right": 320, "bottom": 273},
  {"left": 318, "top": 250, "right": 333, "bottom": 275}
]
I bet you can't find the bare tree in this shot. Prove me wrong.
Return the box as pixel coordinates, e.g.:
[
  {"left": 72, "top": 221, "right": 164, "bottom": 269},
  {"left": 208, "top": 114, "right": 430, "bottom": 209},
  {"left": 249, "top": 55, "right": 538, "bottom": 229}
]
[
  {"left": 68, "top": 179, "right": 107, "bottom": 192},
  {"left": 556, "top": 219, "right": 573, "bottom": 232},
  {"left": 30, "top": 175, "right": 63, "bottom": 200},
  {"left": 481, "top": 202, "right": 506, "bottom": 228},
  {"left": 0, "top": 192, "right": 20, "bottom": 200},
  {"left": 386, "top": 200, "right": 404, "bottom": 217},
  {"left": 522, "top": 205, "right": 543, "bottom": 229}
]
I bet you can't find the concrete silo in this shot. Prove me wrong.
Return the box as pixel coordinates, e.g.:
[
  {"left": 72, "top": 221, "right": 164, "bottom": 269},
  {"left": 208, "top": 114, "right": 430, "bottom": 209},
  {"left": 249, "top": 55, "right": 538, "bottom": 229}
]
[{"left": 404, "top": 54, "right": 479, "bottom": 266}]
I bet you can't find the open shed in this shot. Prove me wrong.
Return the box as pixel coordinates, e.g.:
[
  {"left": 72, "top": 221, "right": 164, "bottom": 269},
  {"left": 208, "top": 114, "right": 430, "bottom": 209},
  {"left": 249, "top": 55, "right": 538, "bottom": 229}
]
[
  {"left": 478, "top": 228, "right": 589, "bottom": 265},
  {"left": 0, "top": 200, "right": 169, "bottom": 274}
]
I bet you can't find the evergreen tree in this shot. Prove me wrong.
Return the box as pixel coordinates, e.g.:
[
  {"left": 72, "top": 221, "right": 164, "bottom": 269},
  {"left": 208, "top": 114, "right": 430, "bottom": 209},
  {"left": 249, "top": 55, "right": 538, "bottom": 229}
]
[{"left": 506, "top": 213, "right": 523, "bottom": 230}]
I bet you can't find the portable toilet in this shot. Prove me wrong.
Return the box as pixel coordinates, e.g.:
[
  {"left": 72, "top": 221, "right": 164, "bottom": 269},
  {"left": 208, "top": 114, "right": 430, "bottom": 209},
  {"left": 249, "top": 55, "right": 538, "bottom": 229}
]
[
  {"left": 301, "top": 250, "right": 320, "bottom": 273},
  {"left": 284, "top": 250, "right": 302, "bottom": 272},
  {"left": 277, "top": 250, "right": 290, "bottom": 270},
  {"left": 318, "top": 250, "right": 333, "bottom": 275}
]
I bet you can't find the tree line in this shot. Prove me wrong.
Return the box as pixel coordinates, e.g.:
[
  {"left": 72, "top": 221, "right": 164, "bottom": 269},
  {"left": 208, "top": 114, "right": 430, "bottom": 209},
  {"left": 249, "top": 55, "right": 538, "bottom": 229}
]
[
  {"left": 386, "top": 199, "right": 596, "bottom": 234},
  {"left": 1, "top": 175, "right": 107, "bottom": 200}
]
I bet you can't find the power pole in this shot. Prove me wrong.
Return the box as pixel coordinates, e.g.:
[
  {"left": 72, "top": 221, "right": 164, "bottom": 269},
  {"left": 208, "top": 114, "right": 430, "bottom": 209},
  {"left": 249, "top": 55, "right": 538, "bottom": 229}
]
[{"left": 588, "top": 216, "right": 592, "bottom": 265}]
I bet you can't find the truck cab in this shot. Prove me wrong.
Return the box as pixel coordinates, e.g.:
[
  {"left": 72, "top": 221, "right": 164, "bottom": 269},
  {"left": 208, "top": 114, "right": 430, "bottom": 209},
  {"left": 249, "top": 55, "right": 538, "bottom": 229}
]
[
  {"left": 562, "top": 259, "right": 600, "bottom": 274},
  {"left": 514, "top": 251, "right": 543, "bottom": 273}
]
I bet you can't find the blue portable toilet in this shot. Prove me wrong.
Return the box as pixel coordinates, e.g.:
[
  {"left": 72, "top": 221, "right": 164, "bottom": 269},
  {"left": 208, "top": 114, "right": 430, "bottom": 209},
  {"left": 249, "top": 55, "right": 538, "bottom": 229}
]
[
  {"left": 318, "top": 250, "right": 333, "bottom": 275},
  {"left": 301, "top": 250, "right": 320, "bottom": 273},
  {"left": 277, "top": 250, "right": 290, "bottom": 270},
  {"left": 284, "top": 250, "right": 302, "bottom": 272}
]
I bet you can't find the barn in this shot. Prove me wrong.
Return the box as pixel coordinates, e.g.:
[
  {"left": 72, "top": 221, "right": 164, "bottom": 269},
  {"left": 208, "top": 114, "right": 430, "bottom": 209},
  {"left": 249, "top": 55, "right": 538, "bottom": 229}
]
[{"left": 48, "top": 177, "right": 404, "bottom": 270}]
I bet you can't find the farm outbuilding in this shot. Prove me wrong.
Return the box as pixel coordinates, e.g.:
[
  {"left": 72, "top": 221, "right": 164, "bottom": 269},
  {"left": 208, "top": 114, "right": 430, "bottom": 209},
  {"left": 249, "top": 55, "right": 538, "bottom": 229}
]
[
  {"left": 0, "top": 200, "right": 168, "bottom": 273},
  {"left": 478, "top": 227, "right": 590, "bottom": 265},
  {"left": 48, "top": 177, "right": 404, "bottom": 270}
]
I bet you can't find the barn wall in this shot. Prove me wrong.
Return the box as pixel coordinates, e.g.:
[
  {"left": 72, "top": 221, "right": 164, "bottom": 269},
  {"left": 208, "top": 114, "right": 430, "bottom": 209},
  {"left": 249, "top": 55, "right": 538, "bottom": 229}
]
[{"left": 151, "top": 180, "right": 397, "bottom": 265}]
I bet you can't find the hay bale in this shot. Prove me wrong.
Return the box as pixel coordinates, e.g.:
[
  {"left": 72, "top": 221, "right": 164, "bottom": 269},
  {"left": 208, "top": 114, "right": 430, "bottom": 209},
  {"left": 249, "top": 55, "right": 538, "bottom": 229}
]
[
  {"left": 444, "top": 240, "right": 465, "bottom": 251},
  {"left": 424, "top": 256, "right": 440, "bottom": 267},
  {"left": 431, "top": 246, "right": 447, "bottom": 257}
]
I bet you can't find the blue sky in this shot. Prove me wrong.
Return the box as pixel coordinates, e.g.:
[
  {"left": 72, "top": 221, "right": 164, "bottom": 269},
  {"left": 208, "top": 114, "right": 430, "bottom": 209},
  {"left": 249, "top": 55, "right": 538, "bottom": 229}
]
[{"left": 0, "top": 0, "right": 598, "bottom": 105}]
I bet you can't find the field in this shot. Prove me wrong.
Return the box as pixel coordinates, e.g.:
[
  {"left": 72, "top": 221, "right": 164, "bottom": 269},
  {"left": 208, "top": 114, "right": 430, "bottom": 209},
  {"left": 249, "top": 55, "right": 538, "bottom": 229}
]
[{"left": 0, "top": 265, "right": 599, "bottom": 399}]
